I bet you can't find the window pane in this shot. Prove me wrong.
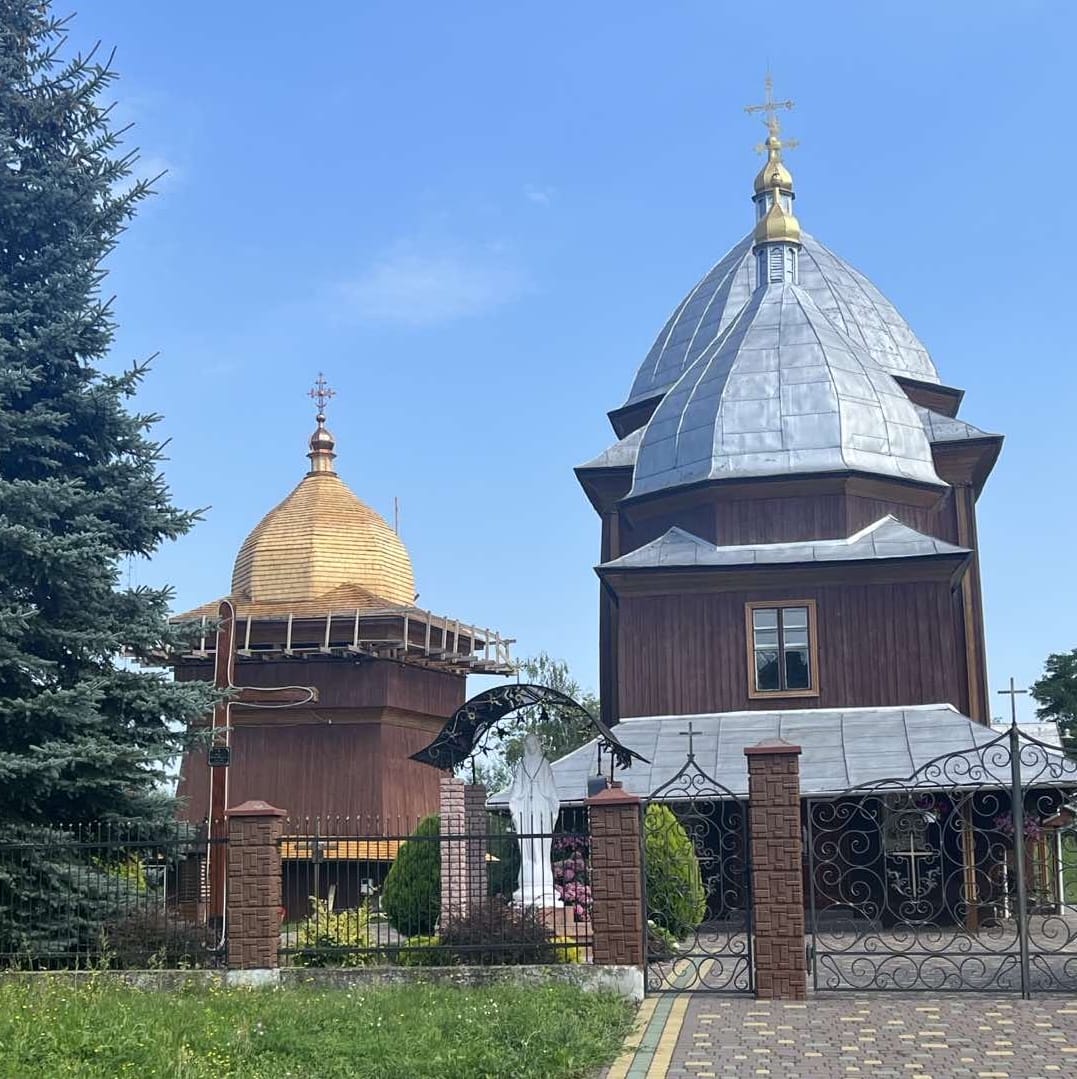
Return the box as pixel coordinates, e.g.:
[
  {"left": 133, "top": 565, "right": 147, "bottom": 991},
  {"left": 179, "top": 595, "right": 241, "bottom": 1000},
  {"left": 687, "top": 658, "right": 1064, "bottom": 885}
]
[
  {"left": 756, "top": 651, "right": 780, "bottom": 691},
  {"left": 783, "top": 628, "right": 808, "bottom": 649},
  {"left": 782, "top": 607, "right": 808, "bottom": 629},
  {"left": 754, "top": 629, "right": 779, "bottom": 650},
  {"left": 785, "top": 648, "right": 811, "bottom": 689},
  {"left": 752, "top": 608, "right": 778, "bottom": 630}
]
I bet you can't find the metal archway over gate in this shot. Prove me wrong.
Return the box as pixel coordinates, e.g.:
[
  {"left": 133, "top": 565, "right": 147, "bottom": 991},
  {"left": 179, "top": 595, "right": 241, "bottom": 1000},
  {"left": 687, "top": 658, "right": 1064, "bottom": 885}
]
[
  {"left": 645, "top": 744, "right": 753, "bottom": 994},
  {"left": 805, "top": 723, "right": 1077, "bottom": 995}
]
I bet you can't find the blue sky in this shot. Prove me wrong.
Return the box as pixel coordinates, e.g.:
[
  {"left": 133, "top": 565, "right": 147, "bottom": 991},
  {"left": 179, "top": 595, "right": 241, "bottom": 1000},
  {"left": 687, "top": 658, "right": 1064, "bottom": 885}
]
[{"left": 77, "top": 1, "right": 1074, "bottom": 722}]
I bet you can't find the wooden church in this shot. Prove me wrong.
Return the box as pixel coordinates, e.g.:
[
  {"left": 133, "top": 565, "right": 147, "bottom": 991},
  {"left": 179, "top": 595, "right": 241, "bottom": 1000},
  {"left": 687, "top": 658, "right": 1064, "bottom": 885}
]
[
  {"left": 171, "top": 378, "right": 513, "bottom": 825},
  {"left": 552, "top": 90, "right": 1006, "bottom": 801}
]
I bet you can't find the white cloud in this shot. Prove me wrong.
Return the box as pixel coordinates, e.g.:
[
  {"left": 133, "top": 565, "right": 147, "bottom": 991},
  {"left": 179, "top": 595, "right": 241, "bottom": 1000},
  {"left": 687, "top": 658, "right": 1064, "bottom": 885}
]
[
  {"left": 341, "top": 244, "right": 526, "bottom": 325},
  {"left": 524, "top": 184, "right": 554, "bottom": 205},
  {"left": 133, "top": 154, "right": 180, "bottom": 189}
]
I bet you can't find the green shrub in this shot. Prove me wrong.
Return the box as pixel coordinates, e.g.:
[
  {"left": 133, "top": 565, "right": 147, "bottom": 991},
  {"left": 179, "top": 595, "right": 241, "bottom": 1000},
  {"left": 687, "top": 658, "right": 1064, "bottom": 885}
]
[
  {"left": 439, "top": 900, "right": 559, "bottom": 965},
  {"left": 292, "top": 898, "right": 378, "bottom": 967},
  {"left": 381, "top": 814, "right": 442, "bottom": 936},
  {"left": 393, "top": 934, "right": 448, "bottom": 966},
  {"left": 550, "top": 935, "right": 586, "bottom": 964},
  {"left": 104, "top": 910, "right": 213, "bottom": 970},
  {"left": 644, "top": 804, "right": 706, "bottom": 939},
  {"left": 486, "top": 813, "right": 521, "bottom": 898},
  {"left": 646, "top": 919, "right": 680, "bottom": 960}
]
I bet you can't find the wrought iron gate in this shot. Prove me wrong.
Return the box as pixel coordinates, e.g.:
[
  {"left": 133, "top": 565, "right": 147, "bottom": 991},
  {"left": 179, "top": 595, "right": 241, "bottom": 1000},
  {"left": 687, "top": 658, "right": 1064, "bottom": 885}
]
[
  {"left": 645, "top": 747, "right": 753, "bottom": 993},
  {"left": 805, "top": 723, "right": 1077, "bottom": 995}
]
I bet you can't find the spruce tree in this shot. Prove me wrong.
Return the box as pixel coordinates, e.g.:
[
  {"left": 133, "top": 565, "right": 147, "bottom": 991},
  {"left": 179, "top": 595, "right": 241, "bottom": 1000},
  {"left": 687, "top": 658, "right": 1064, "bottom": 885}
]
[{"left": 0, "top": 2, "right": 215, "bottom": 828}]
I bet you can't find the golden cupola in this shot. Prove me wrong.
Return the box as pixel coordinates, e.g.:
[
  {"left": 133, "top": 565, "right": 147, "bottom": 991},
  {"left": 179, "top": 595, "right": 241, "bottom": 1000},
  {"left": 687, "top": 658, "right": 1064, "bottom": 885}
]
[
  {"left": 753, "top": 129, "right": 794, "bottom": 196},
  {"left": 229, "top": 376, "right": 416, "bottom": 611},
  {"left": 752, "top": 123, "right": 801, "bottom": 249}
]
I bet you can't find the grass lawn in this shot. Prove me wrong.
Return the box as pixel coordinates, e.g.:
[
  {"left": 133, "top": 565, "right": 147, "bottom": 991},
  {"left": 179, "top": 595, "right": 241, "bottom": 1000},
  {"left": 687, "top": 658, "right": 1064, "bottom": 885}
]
[{"left": 0, "top": 979, "right": 634, "bottom": 1079}]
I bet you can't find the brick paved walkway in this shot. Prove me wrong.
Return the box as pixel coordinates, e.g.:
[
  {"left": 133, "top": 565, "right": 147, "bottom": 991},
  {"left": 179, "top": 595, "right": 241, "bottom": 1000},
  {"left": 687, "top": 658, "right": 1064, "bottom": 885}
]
[{"left": 602, "top": 996, "right": 1077, "bottom": 1078}]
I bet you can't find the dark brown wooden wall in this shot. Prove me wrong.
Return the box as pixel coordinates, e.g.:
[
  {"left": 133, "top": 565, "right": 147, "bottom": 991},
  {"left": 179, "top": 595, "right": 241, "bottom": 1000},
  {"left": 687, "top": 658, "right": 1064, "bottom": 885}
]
[
  {"left": 174, "top": 656, "right": 462, "bottom": 824},
  {"left": 618, "top": 489, "right": 960, "bottom": 555},
  {"left": 174, "top": 657, "right": 465, "bottom": 717},
  {"left": 176, "top": 716, "right": 444, "bottom": 824},
  {"left": 616, "top": 579, "right": 967, "bottom": 718}
]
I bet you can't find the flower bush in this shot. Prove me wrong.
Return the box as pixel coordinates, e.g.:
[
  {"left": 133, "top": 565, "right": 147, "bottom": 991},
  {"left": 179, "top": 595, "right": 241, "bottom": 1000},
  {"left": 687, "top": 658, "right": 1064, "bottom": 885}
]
[
  {"left": 993, "top": 812, "right": 1045, "bottom": 841},
  {"left": 552, "top": 834, "right": 591, "bottom": 918}
]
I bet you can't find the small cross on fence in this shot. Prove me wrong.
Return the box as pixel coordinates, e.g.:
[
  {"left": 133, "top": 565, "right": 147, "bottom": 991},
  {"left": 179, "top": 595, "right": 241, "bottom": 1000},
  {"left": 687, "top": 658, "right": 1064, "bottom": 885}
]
[
  {"left": 888, "top": 833, "right": 937, "bottom": 899},
  {"left": 678, "top": 721, "right": 697, "bottom": 762},
  {"left": 998, "top": 676, "right": 1028, "bottom": 726}
]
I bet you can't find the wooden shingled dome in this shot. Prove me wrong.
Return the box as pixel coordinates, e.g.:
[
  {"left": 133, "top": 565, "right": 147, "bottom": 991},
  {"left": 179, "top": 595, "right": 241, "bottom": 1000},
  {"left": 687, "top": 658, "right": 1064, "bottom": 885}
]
[{"left": 231, "top": 470, "right": 415, "bottom": 609}]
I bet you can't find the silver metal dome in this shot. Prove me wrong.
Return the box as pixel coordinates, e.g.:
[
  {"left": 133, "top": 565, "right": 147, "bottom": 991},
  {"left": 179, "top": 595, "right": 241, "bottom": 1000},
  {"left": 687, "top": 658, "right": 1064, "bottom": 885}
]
[
  {"left": 625, "top": 231, "right": 940, "bottom": 410},
  {"left": 630, "top": 283, "right": 944, "bottom": 498}
]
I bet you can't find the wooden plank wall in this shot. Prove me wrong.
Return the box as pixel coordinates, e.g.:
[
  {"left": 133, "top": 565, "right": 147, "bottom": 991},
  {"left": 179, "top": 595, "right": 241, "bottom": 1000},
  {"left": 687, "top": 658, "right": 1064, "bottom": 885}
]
[
  {"left": 176, "top": 718, "right": 444, "bottom": 824},
  {"left": 617, "top": 579, "right": 967, "bottom": 718},
  {"left": 618, "top": 488, "right": 961, "bottom": 554}
]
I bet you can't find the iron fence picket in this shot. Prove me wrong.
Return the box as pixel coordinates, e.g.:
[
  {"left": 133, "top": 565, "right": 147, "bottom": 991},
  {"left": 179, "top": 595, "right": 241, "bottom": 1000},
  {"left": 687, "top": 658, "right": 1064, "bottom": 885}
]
[
  {"left": 643, "top": 744, "right": 754, "bottom": 995},
  {"left": 804, "top": 724, "right": 1077, "bottom": 995},
  {"left": 0, "top": 820, "right": 225, "bottom": 970},
  {"left": 278, "top": 812, "right": 593, "bottom": 967}
]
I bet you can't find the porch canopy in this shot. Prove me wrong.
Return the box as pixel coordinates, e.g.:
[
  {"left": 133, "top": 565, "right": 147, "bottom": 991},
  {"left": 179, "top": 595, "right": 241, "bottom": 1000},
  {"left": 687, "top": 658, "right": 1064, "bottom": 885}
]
[{"left": 488, "top": 704, "right": 1077, "bottom": 807}]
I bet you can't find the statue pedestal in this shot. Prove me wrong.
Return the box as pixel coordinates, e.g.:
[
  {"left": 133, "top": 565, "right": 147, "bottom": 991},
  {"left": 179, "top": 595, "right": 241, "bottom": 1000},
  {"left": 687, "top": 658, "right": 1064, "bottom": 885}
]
[{"left": 537, "top": 905, "right": 589, "bottom": 940}]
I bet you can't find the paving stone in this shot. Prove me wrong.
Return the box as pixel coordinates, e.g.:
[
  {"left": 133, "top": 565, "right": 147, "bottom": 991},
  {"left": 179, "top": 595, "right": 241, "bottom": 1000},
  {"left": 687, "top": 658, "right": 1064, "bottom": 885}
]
[{"left": 602, "top": 996, "right": 1077, "bottom": 1078}]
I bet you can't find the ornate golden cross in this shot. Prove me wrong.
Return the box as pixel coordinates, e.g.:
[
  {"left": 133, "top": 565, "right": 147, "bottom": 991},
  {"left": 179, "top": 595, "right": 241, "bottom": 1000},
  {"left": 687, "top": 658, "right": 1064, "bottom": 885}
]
[
  {"left": 745, "top": 73, "right": 799, "bottom": 153},
  {"left": 308, "top": 372, "right": 336, "bottom": 414}
]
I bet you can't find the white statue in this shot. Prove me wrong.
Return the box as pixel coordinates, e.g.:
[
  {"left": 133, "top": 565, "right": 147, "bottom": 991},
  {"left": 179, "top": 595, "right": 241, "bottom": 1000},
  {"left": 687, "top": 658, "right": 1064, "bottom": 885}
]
[{"left": 507, "top": 733, "right": 561, "bottom": 907}]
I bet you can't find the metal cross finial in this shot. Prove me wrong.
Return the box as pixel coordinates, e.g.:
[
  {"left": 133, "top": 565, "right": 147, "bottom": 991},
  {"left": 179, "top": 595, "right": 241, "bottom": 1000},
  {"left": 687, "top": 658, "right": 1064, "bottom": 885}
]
[
  {"left": 998, "top": 676, "right": 1028, "bottom": 727},
  {"left": 745, "top": 73, "right": 799, "bottom": 153},
  {"left": 678, "top": 721, "right": 697, "bottom": 761},
  {"left": 888, "top": 832, "right": 937, "bottom": 899},
  {"left": 308, "top": 372, "right": 336, "bottom": 416}
]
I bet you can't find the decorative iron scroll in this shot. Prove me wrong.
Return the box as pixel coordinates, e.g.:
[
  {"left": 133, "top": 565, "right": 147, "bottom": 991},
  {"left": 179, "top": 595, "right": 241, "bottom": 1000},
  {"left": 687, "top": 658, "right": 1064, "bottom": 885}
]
[
  {"left": 409, "top": 683, "right": 649, "bottom": 773},
  {"left": 645, "top": 749, "right": 753, "bottom": 994},
  {"left": 806, "top": 724, "right": 1077, "bottom": 995}
]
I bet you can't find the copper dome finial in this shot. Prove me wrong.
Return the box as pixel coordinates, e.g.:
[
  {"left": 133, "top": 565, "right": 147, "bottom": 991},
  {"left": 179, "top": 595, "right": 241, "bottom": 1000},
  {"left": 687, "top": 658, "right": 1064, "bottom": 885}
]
[{"left": 307, "top": 372, "right": 337, "bottom": 474}]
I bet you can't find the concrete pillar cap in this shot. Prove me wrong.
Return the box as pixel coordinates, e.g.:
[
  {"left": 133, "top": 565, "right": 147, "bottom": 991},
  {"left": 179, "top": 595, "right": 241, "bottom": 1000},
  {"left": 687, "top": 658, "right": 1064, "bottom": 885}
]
[
  {"left": 744, "top": 738, "right": 802, "bottom": 757},
  {"left": 225, "top": 800, "right": 288, "bottom": 818}
]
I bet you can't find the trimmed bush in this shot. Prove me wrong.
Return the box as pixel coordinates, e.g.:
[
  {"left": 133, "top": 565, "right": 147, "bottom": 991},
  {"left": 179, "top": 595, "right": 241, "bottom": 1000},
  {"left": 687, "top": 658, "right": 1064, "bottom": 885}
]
[
  {"left": 381, "top": 814, "right": 441, "bottom": 937},
  {"left": 644, "top": 804, "right": 706, "bottom": 939}
]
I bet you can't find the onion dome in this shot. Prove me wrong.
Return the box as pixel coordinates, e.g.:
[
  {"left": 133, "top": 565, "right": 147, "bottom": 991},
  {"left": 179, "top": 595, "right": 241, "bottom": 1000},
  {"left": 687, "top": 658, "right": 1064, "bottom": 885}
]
[
  {"left": 629, "top": 284, "right": 943, "bottom": 497},
  {"left": 230, "top": 378, "right": 415, "bottom": 609},
  {"left": 753, "top": 132, "right": 794, "bottom": 195},
  {"left": 628, "top": 98, "right": 943, "bottom": 500},
  {"left": 622, "top": 102, "right": 938, "bottom": 415},
  {"left": 754, "top": 186, "right": 802, "bottom": 247}
]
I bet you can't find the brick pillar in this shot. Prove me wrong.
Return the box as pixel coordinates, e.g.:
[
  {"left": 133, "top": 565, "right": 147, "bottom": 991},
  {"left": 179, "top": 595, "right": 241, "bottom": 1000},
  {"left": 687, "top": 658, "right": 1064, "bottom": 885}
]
[
  {"left": 586, "top": 782, "right": 644, "bottom": 966},
  {"left": 439, "top": 777, "right": 488, "bottom": 925},
  {"left": 744, "top": 739, "right": 807, "bottom": 1000},
  {"left": 225, "top": 800, "right": 287, "bottom": 970}
]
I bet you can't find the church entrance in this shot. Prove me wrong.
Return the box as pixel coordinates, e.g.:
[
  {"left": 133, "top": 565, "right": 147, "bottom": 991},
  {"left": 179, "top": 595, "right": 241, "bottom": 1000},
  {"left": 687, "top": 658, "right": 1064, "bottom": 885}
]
[
  {"left": 644, "top": 741, "right": 754, "bottom": 994},
  {"left": 804, "top": 724, "right": 1077, "bottom": 996}
]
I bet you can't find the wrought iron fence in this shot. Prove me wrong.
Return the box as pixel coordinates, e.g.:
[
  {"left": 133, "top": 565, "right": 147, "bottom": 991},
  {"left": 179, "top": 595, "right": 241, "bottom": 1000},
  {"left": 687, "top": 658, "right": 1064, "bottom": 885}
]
[
  {"left": 644, "top": 749, "right": 753, "bottom": 994},
  {"left": 805, "top": 724, "right": 1077, "bottom": 996},
  {"left": 279, "top": 813, "right": 592, "bottom": 967},
  {"left": 0, "top": 820, "right": 225, "bottom": 970}
]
